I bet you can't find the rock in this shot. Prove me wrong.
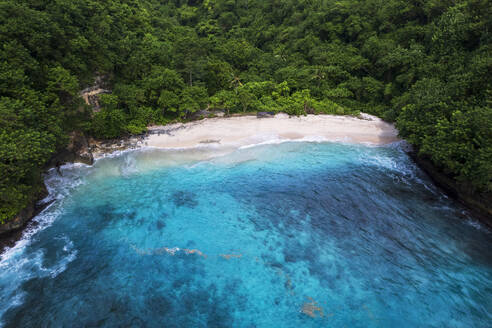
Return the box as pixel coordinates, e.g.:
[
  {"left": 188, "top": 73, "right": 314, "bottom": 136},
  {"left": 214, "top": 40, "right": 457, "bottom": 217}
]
[
  {"left": 68, "top": 131, "right": 94, "bottom": 165},
  {"left": 301, "top": 298, "right": 324, "bottom": 318},
  {"left": 0, "top": 202, "right": 35, "bottom": 235},
  {"left": 190, "top": 110, "right": 211, "bottom": 120},
  {"left": 80, "top": 73, "right": 111, "bottom": 111},
  {"left": 80, "top": 87, "right": 111, "bottom": 111},
  {"left": 411, "top": 153, "right": 492, "bottom": 226},
  {"left": 257, "top": 111, "right": 275, "bottom": 118},
  {"left": 358, "top": 113, "right": 378, "bottom": 121},
  {"left": 172, "top": 191, "right": 198, "bottom": 208},
  {"left": 190, "top": 109, "right": 225, "bottom": 120},
  {"left": 275, "top": 112, "right": 289, "bottom": 119},
  {"left": 199, "top": 139, "right": 220, "bottom": 144},
  {"left": 1, "top": 132, "right": 93, "bottom": 238},
  {"left": 87, "top": 135, "right": 144, "bottom": 158},
  {"left": 0, "top": 183, "right": 49, "bottom": 238},
  {"left": 49, "top": 131, "right": 94, "bottom": 167}
]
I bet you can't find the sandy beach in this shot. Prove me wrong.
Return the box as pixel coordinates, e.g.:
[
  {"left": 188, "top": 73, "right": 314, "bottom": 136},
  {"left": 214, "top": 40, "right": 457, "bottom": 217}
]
[{"left": 145, "top": 113, "right": 399, "bottom": 149}]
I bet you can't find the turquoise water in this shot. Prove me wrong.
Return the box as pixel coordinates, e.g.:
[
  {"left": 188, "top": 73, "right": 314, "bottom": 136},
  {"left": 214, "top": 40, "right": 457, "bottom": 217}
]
[{"left": 0, "top": 142, "right": 491, "bottom": 327}]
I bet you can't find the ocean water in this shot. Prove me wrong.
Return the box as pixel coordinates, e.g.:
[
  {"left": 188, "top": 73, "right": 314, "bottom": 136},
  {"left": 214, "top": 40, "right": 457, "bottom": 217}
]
[{"left": 0, "top": 142, "right": 491, "bottom": 327}]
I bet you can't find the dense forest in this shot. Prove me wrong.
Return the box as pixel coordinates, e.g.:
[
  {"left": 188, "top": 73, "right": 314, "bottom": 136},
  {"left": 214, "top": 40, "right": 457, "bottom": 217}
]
[{"left": 0, "top": 0, "right": 491, "bottom": 223}]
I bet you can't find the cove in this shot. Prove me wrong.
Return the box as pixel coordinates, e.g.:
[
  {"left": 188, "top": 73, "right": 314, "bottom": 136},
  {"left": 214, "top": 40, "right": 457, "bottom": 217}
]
[{"left": 0, "top": 142, "right": 491, "bottom": 327}]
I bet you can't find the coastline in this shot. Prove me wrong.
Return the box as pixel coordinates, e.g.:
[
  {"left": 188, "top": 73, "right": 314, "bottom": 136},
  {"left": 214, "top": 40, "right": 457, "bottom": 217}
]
[
  {"left": 1, "top": 113, "right": 397, "bottom": 249},
  {"left": 86, "top": 113, "right": 492, "bottom": 227},
  {"left": 410, "top": 153, "right": 492, "bottom": 227},
  {"left": 142, "top": 113, "right": 399, "bottom": 150},
  {"left": 2, "top": 112, "right": 489, "bottom": 252}
]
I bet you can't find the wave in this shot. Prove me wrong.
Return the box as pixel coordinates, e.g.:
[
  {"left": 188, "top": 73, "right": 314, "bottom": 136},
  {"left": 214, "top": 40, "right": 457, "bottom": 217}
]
[
  {"left": 0, "top": 165, "right": 86, "bottom": 322},
  {"left": 0, "top": 233, "right": 77, "bottom": 324},
  {"left": 93, "top": 146, "right": 140, "bottom": 161},
  {"left": 237, "top": 135, "right": 330, "bottom": 149},
  {"left": 46, "top": 236, "right": 78, "bottom": 278},
  {"left": 235, "top": 134, "right": 398, "bottom": 150},
  {"left": 119, "top": 152, "right": 139, "bottom": 177},
  {"left": 355, "top": 142, "right": 441, "bottom": 194}
]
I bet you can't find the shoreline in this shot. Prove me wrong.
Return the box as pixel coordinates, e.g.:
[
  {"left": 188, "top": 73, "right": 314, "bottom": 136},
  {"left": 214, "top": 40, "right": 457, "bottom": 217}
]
[
  {"left": 409, "top": 153, "right": 492, "bottom": 227},
  {"left": 83, "top": 113, "right": 492, "bottom": 227},
  {"left": 1, "top": 113, "right": 398, "bottom": 248},
  {"left": 142, "top": 113, "right": 399, "bottom": 151},
  {"left": 2, "top": 113, "right": 489, "bottom": 252}
]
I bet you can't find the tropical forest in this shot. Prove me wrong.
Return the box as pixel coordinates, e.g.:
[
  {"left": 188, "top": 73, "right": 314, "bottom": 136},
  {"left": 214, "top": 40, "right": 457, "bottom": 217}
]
[{"left": 0, "top": 1, "right": 491, "bottom": 326}]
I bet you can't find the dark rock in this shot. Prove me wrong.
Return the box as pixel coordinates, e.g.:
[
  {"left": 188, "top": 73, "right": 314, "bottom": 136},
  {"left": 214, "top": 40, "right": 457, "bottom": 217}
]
[
  {"left": 49, "top": 131, "right": 94, "bottom": 166},
  {"left": 0, "top": 201, "right": 35, "bottom": 236},
  {"left": 1, "top": 131, "right": 94, "bottom": 239},
  {"left": 190, "top": 110, "right": 211, "bottom": 120},
  {"left": 0, "top": 74, "right": 111, "bottom": 242},
  {"left": 410, "top": 153, "right": 492, "bottom": 227},
  {"left": 0, "top": 183, "right": 50, "bottom": 244},
  {"left": 257, "top": 111, "right": 275, "bottom": 118}
]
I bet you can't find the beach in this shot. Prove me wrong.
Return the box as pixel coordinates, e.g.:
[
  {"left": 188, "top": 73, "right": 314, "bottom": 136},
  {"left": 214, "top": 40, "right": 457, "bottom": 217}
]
[{"left": 145, "top": 113, "right": 400, "bottom": 149}]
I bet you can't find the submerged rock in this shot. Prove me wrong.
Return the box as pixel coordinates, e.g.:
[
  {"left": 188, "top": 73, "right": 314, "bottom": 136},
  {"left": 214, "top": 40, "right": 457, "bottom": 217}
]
[
  {"left": 219, "top": 254, "right": 242, "bottom": 260},
  {"left": 171, "top": 191, "right": 198, "bottom": 208},
  {"left": 300, "top": 297, "right": 324, "bottom": 318},
  {"left": 156, "top": 220, "right": 166, "bottom": 230}
]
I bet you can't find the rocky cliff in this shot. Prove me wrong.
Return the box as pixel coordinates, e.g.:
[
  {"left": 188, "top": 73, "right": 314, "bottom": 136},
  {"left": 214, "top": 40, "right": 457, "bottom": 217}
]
[
  {"left": 411, "top": 153, "right": 492, "bottom": 227},
  {"left": 0, "top": 131, "right": 94, "bottom": 238}
]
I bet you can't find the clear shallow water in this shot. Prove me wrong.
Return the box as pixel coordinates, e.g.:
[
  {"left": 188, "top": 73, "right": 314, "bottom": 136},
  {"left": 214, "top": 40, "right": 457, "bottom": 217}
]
[{"left": 1, "top": 142, "right": 491, "bottom": 327}]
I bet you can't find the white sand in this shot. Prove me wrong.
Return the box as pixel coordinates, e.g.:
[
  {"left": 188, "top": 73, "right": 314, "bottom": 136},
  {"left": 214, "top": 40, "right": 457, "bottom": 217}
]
[{"left": 145, "top": 113, "right": 399, "bottom": 149}]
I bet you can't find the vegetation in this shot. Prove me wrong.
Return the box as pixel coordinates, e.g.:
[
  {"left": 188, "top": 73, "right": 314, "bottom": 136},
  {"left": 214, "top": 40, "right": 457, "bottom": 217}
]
[{"left": 0, "top": 0, "right": 490, "bottom": 223}]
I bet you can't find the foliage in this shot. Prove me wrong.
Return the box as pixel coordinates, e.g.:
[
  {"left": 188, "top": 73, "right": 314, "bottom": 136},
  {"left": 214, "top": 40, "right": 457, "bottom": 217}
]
[{"left": 0, "top": 0, "right": 491, "bottom": 223}]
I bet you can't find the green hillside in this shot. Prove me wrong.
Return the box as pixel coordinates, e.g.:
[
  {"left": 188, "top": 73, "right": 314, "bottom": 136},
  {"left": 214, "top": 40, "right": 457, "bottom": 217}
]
[{"left": 1, "top": 0, "right": 491, "bottom": 223}]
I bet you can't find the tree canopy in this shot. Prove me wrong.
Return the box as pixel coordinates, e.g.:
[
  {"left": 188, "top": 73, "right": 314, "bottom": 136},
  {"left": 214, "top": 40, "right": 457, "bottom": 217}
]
[{"left": 0, "top": 0, "right": 491, "bottom": 223}]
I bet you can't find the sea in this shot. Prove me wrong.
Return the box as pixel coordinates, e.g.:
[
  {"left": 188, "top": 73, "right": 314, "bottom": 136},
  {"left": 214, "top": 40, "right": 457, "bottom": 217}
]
[{"left": 0, "top": 141, "right": 491, "bottom": 327}]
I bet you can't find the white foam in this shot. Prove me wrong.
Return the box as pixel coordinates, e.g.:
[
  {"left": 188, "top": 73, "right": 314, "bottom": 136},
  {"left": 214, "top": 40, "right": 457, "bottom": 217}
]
[
  {"left": 0, "top": 205, "right": 60, "bottom": 264},
  {"left": 354, "top": 143, "right": 445, "bottom": 196},
  {"left": 458, "top": 211, "right": 490, "bottom": 232},
  {"left": 238, "top": 135, "right": 337, "bottom": 150},
  {"left": 119, "top": 153, "right": 139, "bottom": 176},
  {"left": 45, "top": 236, "right": 77, "bottom": 278},
  {"left": 0, "top": 163, "right": 88, "bottom": 323},
  {"left": 0, "top": 234, "right": 78, "bottom": 323},
  {"left": 0, "top": 226, "right": 79, "bottom": 322},
  {"left": 88, "top": 132, "right": 395, "bottom": 174},
  {"left": 465, "top": 219, "right": 489, "bottom": 232},
  {"left": 0, "top": 249, "right": 44, "bottom": 321},
  {"left": 93, "top": 146, "right": 139, "bottom": 161}
]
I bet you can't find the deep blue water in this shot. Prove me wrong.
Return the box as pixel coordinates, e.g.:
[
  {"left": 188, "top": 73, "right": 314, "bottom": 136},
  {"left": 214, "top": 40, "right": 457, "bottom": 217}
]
[{"left": 1, "top": 142, "right": 491, "bottom": 327}]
